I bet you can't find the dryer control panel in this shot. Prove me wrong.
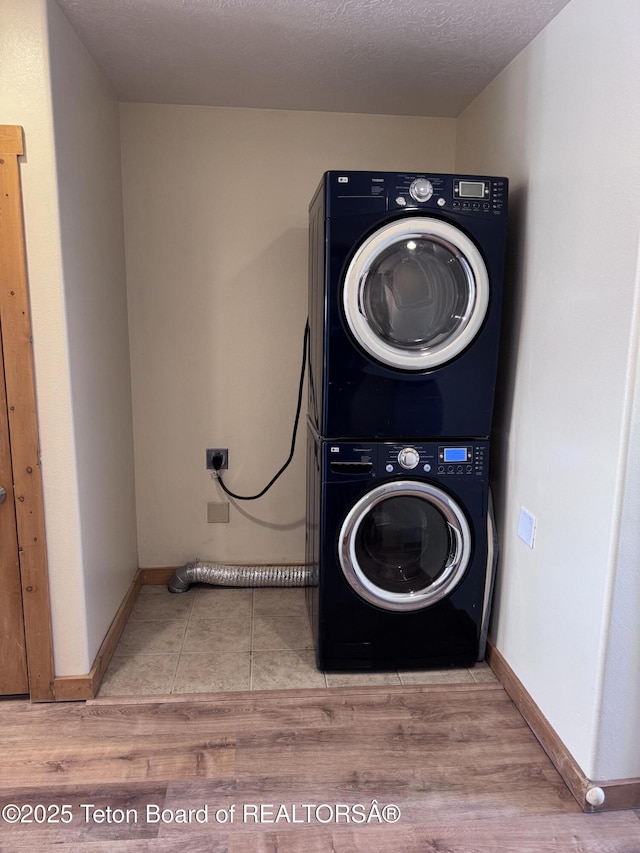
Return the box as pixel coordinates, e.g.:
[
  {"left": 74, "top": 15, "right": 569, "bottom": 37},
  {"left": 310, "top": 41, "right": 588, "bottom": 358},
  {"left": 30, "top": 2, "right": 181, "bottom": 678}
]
[{"left": 326, "top": 171, "right": 508, "bottom": 218}]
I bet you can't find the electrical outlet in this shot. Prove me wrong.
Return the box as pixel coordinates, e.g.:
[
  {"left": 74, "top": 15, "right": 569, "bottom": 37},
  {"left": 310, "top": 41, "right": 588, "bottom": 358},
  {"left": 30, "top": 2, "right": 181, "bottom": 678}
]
[{"left": 206, "top": 448, "right": 228, "bottom": 470}]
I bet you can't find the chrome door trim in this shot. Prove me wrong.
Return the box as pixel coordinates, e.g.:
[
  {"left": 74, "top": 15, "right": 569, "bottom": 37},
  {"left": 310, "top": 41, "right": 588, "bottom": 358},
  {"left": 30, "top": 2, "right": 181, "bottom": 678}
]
[
  {"left": 342, "top": 217, "right": 490, "bottom": 371},
  {"left": 338, "top": 480, "right": 472, "bottom": 612}
]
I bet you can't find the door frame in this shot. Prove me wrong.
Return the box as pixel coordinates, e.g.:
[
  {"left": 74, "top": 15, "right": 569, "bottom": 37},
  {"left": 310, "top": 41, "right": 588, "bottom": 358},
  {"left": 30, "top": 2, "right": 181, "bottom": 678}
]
[
  {"left": 0, "top": 312, "right": 28, "bottom": 694},
  {"left": 0, "top": 126, "right": 55, "bottom": 701}
]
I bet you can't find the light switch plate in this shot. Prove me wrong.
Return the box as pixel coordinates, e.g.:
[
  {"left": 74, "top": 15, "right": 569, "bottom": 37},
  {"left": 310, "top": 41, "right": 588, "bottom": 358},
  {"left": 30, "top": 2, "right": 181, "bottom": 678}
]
[{"left": 517, "top": 507, "right": 536, "bottom": 549}]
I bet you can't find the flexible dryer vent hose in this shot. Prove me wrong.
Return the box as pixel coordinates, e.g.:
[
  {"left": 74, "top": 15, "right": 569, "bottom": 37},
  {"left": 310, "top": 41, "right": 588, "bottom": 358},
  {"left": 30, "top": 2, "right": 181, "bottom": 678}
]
[{"left": 168, "top": 560, "right": 316, "bottom": 594}]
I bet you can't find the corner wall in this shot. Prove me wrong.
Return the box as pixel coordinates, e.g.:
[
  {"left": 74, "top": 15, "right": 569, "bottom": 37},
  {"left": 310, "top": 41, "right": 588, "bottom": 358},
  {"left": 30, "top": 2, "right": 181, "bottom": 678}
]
[
  {"left": 455, "top": 0, "right": 640, "bottom": 780},
  {"left": 0, "top": 0, "right": 137, "bottom": 675},
  {"left": 47, "top": 0, "right": 138, "bottom": 667},
  {"left": 119, "top": 104, "right": 456, "bottom": 568}
]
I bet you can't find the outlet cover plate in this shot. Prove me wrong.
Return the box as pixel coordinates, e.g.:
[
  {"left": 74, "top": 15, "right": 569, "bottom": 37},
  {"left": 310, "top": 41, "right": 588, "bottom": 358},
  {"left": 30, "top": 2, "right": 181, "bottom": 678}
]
[
  {"left": 206, "top": 448, "right": 228, "bottom": 470},
  {"left": 207, "top": 501, "right": 229, "bottom": 523}
]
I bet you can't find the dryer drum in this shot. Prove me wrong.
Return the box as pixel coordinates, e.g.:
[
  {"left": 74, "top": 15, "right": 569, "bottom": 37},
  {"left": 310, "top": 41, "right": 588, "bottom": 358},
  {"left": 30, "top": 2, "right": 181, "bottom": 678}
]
[
  {"left": 337, "top": 480, "right": 472, "bottom": 612},
  {"left": 343, "top": 218, "right": 489, "bottom": 371}
]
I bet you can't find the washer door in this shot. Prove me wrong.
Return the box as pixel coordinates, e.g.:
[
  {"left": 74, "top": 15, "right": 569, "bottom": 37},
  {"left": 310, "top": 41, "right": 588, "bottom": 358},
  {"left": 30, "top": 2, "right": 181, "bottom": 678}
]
[
  {"left": 343, "top": 218, "right": 489, "bottom": 371},
  {"left": 338, "top": 480, "right": 471, "bottom": 612}
]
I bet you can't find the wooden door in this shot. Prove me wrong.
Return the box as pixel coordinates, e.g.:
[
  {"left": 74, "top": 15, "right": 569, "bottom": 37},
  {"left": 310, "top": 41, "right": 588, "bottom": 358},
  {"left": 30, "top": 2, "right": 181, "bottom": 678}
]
[
  {"left": 0, "top": 319, "right": 28, "bottom": 693},
  {"left": 0, "top": 126, "right": 55, "bottom": 700}
]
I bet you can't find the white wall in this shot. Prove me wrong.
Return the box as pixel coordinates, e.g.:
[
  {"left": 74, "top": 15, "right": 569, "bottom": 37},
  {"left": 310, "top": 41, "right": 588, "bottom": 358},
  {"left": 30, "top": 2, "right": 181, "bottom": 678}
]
[
  {"left": 455, "top": 0, "right": 640, "bottom": 780},
  {"left": 47, "top": 0, "right": 138, "bottom": 666},
  {"left": 120, "top": 104, "right": 456, "bottom": 568},
  {"left": 0, "top": 0, "right": 137, "bottom": 675}
]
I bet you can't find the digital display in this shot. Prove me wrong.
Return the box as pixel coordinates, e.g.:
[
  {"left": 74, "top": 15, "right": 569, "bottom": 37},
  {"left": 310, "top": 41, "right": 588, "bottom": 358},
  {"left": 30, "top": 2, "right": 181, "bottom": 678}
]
[
  {"left": 443, "top": 447, "right": 468, "bottom": 463},
  {"left": 458, "top": 181, "right": 486, "bottom": 199}
]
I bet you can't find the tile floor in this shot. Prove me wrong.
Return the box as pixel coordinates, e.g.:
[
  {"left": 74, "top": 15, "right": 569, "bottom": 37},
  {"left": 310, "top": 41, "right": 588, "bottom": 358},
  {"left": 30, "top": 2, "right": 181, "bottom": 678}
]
[{"left": 98, "top": 585, "right": 498, "bottom": 697}]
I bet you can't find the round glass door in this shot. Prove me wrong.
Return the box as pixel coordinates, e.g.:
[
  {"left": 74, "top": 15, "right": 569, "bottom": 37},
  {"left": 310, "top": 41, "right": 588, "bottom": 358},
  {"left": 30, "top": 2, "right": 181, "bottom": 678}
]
[
  {"left": 338, "top": 481, "right": 471, "bottom": 611},
  {"left": 343, "top": 218, "right": 489, "bottom": 371}
]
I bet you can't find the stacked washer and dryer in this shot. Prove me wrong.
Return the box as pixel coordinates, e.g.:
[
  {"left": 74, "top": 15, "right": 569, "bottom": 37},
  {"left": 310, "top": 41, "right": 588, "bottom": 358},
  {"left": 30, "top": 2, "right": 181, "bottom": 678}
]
[{"left": 305, "top": 171, "right": 508, "bottom": 671}]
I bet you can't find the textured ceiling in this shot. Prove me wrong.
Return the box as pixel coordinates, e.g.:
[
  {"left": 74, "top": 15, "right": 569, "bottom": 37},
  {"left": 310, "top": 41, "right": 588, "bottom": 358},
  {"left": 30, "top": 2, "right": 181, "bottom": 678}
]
[{"left": 55, "top": 0, "right": 573, "bottom": 117}]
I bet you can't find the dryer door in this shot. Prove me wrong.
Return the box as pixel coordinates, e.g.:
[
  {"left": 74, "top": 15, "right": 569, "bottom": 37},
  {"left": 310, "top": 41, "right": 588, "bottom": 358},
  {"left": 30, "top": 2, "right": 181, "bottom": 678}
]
[
  {"left": 338, "top": 480, "right": 471, "bottom": 612},
  {"left": 343, "top": 217, "right": 489, "bottom": 371}
]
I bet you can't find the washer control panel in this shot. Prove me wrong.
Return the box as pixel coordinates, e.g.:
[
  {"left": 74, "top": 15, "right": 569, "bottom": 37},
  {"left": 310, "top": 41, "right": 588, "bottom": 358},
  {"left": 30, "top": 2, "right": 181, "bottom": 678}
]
[
  {"left": 436, "top": 444, "right": 487, "bottom": 476},
  {"left": 381, "top": 442, "right": 487, "bottom": 478},
  {"left": 325, "top": 439, "right": 488, "bottom": 479}
]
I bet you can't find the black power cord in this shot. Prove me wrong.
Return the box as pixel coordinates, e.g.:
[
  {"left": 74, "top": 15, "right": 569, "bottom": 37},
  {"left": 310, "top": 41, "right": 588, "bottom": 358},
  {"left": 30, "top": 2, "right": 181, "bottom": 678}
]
[{"left": 211, "top": 320, "right": 309, "bottom": 501}]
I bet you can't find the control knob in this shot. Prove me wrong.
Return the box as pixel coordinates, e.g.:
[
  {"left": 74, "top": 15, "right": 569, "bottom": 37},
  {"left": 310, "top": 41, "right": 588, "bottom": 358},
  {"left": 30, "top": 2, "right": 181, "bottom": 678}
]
[
  {"left": 398, "top": 447, "right": 420, "bottom": 469},
  {"left": 409, "top": 178, "right": 433, "bottom": 202}
]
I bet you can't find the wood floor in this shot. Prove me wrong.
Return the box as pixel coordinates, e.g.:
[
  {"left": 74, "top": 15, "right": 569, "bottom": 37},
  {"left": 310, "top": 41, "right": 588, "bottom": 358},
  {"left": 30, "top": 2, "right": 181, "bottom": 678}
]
[{"left": 1, "top": 683, "right": 639, "bottom": 852}]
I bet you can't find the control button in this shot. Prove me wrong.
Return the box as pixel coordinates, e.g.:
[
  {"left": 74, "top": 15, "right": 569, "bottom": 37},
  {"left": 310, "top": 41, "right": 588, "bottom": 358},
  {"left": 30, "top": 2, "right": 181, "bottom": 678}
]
[
  {"left": 385, "top": 464, "right": 394, "bottom": 473},
  {"left": 438, "top": 465, "right": 445, "bottom": 473},
  {"left": 457, "top": 465, "right": 463, "bottom": 473},
  {"left": 423, "top": 463, "right": 431, "bottom": 472},
  {"left": 466, "top": 465, "right": 472, "bottom": 473},
  {"left": 453, "top": 201, "right": 460, "bottom": 208},
  {"left": 409, "top": 178, "right": 433, "bottom": 203},
  {"left": 398, "top": 447, "right": 420, "bottom": 469},
  {"left": 437, "top": 198, "right": 446, "bottom": 207},
  {"left": 447, "top": 466, "right": 454, "bottom": 473},
  {"left": 395, "top": 196, "right": 407, "bottom": 207}
]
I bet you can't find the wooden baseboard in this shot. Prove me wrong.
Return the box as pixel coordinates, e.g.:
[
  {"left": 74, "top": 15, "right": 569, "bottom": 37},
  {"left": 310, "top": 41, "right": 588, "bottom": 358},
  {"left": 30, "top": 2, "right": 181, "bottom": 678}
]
[
  {"left": 487, "top": 640, "right": 640, "bottom": 812},
  {"left": 138, "top": 566, "right": 177, "bottom": 585},
  {"left": 52, "top": 569, "right": 150, "bottom": 701}
]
